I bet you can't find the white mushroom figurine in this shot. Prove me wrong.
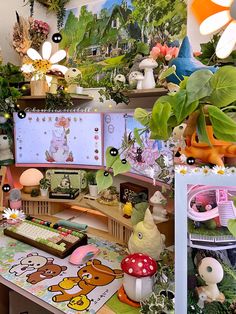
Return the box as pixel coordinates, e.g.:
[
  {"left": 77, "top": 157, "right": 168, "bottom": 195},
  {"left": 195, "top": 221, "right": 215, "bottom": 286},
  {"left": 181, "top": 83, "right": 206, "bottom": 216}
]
[
  {"left": 128, "top": 71, "right": 143, "bottom": 88},
  {"left": 139, "top": 58, "right": 158, "bottom": 89},
  {"left": 150, "top": 190, "right": 168, "bottom": 222},
  {"left": 135, "top": 73, "right": 144, "bottom": 90}
]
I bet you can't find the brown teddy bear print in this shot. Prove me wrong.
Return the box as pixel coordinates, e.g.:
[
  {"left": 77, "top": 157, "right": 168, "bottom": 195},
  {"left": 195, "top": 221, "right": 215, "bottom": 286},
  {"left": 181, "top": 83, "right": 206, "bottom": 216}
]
[
  {"left": 26, "top": 261, "right": 67, "bottom": 285},
  {"left": 48, "top": 259, "right": 123, "bottom": 303}
]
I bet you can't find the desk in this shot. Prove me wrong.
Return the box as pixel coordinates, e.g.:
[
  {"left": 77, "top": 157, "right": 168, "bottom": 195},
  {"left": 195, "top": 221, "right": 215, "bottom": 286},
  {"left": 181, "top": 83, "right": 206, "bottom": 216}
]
[{"left": 0, "top": 223, "right": 137, "bottom": 314}]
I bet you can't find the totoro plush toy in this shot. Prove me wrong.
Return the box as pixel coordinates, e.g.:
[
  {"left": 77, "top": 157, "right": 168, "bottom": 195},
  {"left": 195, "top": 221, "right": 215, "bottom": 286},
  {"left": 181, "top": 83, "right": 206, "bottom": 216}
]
[{"left": 128, "top": 208, "right": 165, "bottom": 260}]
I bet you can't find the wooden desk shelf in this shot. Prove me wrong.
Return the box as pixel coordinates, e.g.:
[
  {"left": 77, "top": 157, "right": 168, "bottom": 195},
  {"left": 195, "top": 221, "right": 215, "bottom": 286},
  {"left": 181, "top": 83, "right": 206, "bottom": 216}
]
[{"left": 21, "top": 193, "right": 174, "bottom": 245}]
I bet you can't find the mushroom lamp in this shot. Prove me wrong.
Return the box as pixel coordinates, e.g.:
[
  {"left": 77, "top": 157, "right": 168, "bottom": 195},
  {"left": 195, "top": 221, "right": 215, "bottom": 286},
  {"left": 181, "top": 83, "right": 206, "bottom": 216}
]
[
  {"left": 139, "top": 58, "right": 158, "bottom": 89},
  {"left": 120, "top": 253, "right": 157, "bottom": 302},
  {"left": 19, "top": 168, "right": 43, "bottom": 193}
]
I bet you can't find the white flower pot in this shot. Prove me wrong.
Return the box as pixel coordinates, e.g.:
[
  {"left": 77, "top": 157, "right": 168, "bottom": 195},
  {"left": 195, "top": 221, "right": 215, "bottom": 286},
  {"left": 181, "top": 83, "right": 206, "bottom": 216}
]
[
  {"left": 88, "top": 184, "right": 98, "bottom": 198},
  {"left": 40, "top": 188, "right": 48, "bottom": 197}
]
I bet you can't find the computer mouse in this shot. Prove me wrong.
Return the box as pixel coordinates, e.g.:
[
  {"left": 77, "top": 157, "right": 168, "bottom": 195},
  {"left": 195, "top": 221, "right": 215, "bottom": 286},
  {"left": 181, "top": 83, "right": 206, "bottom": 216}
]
[{"left": 69, "top": 244, "right": 100, "bottom": 265}]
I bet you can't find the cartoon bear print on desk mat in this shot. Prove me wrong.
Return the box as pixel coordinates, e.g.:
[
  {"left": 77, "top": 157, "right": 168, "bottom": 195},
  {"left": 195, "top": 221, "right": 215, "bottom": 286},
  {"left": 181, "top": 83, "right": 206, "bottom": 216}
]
[
  {"left": 48, "top": 259, "right": 123, "bottom": 311},
  {"left": 0, "top": 236, "right": 125, "bottom": 314}
]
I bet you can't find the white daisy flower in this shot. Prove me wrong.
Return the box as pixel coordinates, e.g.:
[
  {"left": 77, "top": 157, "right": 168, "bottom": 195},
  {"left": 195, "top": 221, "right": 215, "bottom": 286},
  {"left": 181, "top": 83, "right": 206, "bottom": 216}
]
[
  {"left": 227, "top": 167, "right": 236, "bottom": 174},
  {"left": 199, "top": 0, "right": 236, "bottom": 58},
  {"left": 22, "top": 41, "right": 68, "bottom": 78},
  {"left": 2, "top": 208, "right": 25, "bottom": 223},
  {"left": 191, "top": 167, "right": 201, "bottom": 174},
  {"left": 212, "top": 165, "right": 227, "bottom": 175},
  {"left": 175, "top": 165, "right": 188, "bottom": 175},
  {"left": 201, "top": 166, "right": 211, "bottom": 175}
]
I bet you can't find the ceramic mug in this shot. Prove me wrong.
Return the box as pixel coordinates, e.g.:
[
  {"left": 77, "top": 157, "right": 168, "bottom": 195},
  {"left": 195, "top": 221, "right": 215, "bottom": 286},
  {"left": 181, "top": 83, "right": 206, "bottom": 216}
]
[{"left": 123, "top": 273, "right": 155, "bottom": 302}]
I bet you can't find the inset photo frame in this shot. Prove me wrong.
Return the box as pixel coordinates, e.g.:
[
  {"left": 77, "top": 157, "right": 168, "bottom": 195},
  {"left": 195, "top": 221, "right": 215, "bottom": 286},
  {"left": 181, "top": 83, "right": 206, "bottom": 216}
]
[{"left": 175, "top": 166, "right": 236, "bottom": 314}]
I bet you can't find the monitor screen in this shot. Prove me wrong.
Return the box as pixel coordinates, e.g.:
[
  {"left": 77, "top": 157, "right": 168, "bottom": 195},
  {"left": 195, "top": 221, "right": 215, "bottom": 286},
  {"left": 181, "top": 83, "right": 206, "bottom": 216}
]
[
  {"left": 14, "top": 112, "right": 103, "bottom": 166},
  {"left": 103, "top": 113, "right": 174, "bottom": 184}
]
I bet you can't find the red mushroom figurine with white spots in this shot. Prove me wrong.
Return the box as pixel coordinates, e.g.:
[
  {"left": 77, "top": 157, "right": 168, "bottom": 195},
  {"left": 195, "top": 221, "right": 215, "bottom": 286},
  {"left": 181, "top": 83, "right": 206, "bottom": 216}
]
[{"left": 120, "top": 253, "right": 157, "bottom": 302}]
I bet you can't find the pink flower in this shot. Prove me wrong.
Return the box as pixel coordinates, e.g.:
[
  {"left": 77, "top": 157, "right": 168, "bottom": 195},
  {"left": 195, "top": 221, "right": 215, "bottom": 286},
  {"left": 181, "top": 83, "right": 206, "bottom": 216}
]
[
  {"left": 150, "top": 43, "right": 179, "bottom": 62},
  {"left": 55, "top": 117, "right": 70, "bottom": 128}
]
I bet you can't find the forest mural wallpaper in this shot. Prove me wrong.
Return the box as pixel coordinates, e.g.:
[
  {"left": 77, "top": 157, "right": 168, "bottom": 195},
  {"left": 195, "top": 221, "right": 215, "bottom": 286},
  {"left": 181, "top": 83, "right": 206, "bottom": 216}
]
[{"left": 60, "top": 0, "right": 187, "bottom": 85}]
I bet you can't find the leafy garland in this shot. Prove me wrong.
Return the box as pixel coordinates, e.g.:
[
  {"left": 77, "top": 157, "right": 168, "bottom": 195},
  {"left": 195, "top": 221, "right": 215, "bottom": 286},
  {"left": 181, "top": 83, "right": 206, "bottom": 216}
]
[
  {"left": 45, "top": 90, "right": 73, "bottom": 110},
  {"left": 24, "top": 0, "right": 71, "bottom": 30}
]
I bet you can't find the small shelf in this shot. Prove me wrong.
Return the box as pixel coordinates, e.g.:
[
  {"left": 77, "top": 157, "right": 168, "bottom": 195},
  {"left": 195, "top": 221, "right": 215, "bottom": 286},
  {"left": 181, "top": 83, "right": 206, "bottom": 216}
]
[
  {"left": 124, "top": 87, "right": 168, "bottom": 98},
  {"left": 17, "top": 94, "right": 93, "bottom": 110}
]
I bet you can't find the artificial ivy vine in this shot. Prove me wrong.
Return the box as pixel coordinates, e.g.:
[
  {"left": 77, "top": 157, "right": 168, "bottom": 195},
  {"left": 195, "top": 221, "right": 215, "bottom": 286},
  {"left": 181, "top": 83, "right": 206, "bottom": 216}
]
[{"left": 24, "top": 0, "right": 71, "bottom": 30}]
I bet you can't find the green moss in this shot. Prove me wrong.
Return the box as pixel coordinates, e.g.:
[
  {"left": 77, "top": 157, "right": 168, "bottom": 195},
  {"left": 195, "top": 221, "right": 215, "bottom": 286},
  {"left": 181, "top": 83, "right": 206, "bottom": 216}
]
[{"left": 188, "top": 220, "right": 232, "bottom": 236}]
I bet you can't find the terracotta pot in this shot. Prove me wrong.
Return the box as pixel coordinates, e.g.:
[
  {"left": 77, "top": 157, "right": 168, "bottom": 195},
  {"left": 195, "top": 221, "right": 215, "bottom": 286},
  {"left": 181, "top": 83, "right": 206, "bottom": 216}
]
[{"left": 30, "top": 80, "right": 49, "bottom": 96}]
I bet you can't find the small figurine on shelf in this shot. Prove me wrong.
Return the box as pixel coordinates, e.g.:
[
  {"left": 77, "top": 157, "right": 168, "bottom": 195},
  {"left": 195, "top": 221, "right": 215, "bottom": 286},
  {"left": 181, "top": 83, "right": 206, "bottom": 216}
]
[
  {"left": 123, "top": 202, "right": 133, "bottom": 218},
  {"left": 150, "top": 190, "right": 168, "bottom": 222},
  {"left": 139, "top": 58, "right": 158, "bottom": 89},
  {"left": 128, "top": 208, "right": 165, "bottom": 260},
  {"left": 97, "top": 186, "right": 119, "bottom": 206},
  {"left": 46, "top": 69, "right": 64, "bottom": 94},
  {"left": 0, "top": 134, "right": 14, "bottom": 166},
  {"left": 196, "top": 257, "right": 225, "bottom": 306},
  {"left": 64, "top": 68, "right": 82, "bottom": 94}
]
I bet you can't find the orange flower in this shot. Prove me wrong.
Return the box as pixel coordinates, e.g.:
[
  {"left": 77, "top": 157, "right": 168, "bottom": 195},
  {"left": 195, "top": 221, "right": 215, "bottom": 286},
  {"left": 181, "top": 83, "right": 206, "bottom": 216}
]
[{"left": 55, "top": 117, "right": 70, "bottom": 128}]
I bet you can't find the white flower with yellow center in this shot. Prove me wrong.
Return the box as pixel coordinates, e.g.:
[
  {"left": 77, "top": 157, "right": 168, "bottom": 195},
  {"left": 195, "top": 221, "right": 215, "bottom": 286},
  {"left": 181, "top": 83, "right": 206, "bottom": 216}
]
[
  {"left": 200, "top": 0, "right": 236, "bottom": 58},
  {"left": 212, "top": 165, "right": 227, "bottom": 175},
  {"left": 227, "top": 167, "right": 236, "bottom": 174},
  {"left": 2, "top": 208, "right": 25, "bottom": 223},
  {"left": 175, "top": 165, "right": 188, "bottom": 175},
  {"left": 21, "top": 41, "right": 68, "bottom": 79},
  {"left": 201, "top": 166, "right": 211, "bottom": 175},
  {"left": 191, "top": 167, "right": 201, "bottom": 174}
]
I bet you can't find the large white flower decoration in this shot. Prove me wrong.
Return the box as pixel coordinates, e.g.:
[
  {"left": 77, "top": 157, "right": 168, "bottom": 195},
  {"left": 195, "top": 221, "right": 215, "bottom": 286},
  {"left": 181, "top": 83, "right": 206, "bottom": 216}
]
[
  {"left": 2, "top": 208, "right": 25, "bottom": 224},
  {"left": 200, "top": 0, "right": 236, "bottom": 58},
  {"left": 22, "top": 41, "right": 68, "bottom": 78}
]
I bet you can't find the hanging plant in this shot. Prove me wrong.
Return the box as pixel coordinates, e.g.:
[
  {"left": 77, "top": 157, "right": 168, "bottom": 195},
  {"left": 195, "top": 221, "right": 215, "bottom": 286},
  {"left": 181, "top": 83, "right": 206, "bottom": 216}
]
[{"left": 24, "top": 0, "right": 71, "bottom": 30}]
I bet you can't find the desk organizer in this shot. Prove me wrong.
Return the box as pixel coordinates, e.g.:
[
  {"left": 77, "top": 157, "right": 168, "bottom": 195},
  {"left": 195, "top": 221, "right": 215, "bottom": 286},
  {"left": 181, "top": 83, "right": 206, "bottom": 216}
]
[{"left": 4, "top": 217, "right": 87, "bottom": 258}]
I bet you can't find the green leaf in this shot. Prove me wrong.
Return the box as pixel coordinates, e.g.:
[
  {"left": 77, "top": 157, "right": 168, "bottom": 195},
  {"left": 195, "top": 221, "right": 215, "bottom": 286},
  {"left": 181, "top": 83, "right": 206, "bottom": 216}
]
[
  {"left": 179, "top": 76, "right": 189, "bottom": 90},
  {"left": 134, "top": 108, "right": 150, "bottom": 126},
  {"left": 133, "top": 128, "right": 143, "bottom": 147},
  {"left": 208, "top": 106, "right": 236, "bottom": 141},
  {"left": 228, "top": 219, "right": 236, "bottom": 237},
  {"left": 113, "top": 158, "right": 131, "bottom": 176},
  {"left": 210, "top": 66, "right": 236, "bottom": 107},
  {"left": 159, "top": 66, "right": 176, "bottom": 80},
  {"left": 186, "top": 69, "right": 213, "bottom": 104},
  {"left": 197, "top": 111, "right": 211, "bottom": 145},
  {"left": 170, "top": 90, "right": 199, "bottom": 124},
  {"left": 96, "top": 170, "right": 113, "bottom": 193},
  {"left": 105, "top": 146, "right": 119, "bottom": 168},
  {"left": 149, "top": 101, "right": 172, "bottom": 140}
]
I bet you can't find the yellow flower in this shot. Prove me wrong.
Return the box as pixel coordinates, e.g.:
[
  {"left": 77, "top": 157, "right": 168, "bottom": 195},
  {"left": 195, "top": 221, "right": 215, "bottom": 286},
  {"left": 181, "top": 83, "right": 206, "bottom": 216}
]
[{"left": 200, "top": 0, "right": 236, "bottom": 58}]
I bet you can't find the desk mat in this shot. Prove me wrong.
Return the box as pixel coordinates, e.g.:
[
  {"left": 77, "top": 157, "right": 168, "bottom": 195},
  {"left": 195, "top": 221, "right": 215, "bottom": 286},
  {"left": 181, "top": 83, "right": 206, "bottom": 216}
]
[{"left": 0, "top": 231, "right": 127, "bottom": 314}]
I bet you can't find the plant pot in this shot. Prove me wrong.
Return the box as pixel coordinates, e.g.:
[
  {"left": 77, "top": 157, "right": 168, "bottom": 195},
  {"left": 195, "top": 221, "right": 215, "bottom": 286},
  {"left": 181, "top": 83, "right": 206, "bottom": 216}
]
[
  {"left": 88, "top": 184, "right": 98, "bottom": 198},
  {"left": 40, "top": 188, "right": 48, "bottom": 197},
  {"left": 9, "top": 200, "right": 22, "bottom": 210},
  {"left": 30, "top": 80, "right": 49, "bottom": 96}
]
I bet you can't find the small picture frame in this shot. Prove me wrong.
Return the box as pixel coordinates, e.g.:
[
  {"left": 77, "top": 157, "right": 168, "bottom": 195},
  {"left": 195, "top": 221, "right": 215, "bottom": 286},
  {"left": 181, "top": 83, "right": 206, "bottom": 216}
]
[{"left": 175, "top": 166, "right": 236, "bottom": 314}]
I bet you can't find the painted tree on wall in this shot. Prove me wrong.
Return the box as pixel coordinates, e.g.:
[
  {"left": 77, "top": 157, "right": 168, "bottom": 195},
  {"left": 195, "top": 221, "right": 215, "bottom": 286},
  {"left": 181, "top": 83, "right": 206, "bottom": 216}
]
[{"left": 130, "top": 0, "right": 186, "bottom": 44}]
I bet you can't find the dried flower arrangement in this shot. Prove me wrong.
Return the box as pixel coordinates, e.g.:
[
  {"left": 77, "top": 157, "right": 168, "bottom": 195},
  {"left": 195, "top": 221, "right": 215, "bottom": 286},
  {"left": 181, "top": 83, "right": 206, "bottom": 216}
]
[{"left": 12, "top": 12, "right": 49, "bottom": 57}]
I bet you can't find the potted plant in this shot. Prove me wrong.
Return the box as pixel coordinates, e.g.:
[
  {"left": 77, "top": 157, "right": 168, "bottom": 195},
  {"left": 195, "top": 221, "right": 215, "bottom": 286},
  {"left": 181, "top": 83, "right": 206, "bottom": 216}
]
[
  {"left": 39, "top": 177, "right": 50, "bottom": 197},
  {"left": 95, "top": 66, "right": 236, "bottom": 193},
  {"left": 86, "top": 171, "right": 98, "bottom": 198}
]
